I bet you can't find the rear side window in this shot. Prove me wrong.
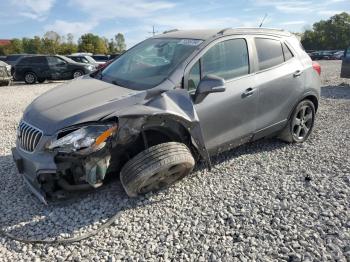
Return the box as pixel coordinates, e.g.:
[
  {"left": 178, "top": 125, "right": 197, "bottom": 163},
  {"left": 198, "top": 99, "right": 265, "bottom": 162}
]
[
  {"left": 282, "top": 43, "right": 294, "bottom": 61},
  {"left": 20, "top": 56, "right": 46, "bottom": 64},
  {"left": 202, "top": 38, "right": 249, "bottom": 80},
  {"left": 255, "top": 38, "right": 284, "bottom": 70}
]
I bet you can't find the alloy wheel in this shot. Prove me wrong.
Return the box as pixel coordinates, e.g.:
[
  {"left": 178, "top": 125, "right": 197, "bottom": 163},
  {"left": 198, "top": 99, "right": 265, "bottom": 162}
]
[{"left": 292, "top": 105, "right": 314, "bottom": 141}]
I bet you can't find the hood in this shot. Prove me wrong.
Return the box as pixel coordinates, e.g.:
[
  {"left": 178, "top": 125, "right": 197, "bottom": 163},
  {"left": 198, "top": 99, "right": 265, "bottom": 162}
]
[{"left": 23, "top": 76, "right": 149, "bottom": 135}]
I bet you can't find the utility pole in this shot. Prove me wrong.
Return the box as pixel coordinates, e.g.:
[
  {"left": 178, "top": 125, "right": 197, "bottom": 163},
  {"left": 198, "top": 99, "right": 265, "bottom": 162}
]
[
  {"left": 259, "top": 13, "right": 268, "bottom": 28},
  {"left": 148, "top": 25, "right": 158, "bottom": 36}
]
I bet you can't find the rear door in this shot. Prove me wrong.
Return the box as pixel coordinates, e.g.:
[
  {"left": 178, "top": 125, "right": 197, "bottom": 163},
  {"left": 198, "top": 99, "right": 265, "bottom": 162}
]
[
  {"left": 341, "top": 47, "right": 350, "bottom": 78},
  {"left": 253, "top": 37, "right": 305, "bottom": 136},
  {"left": 184, "top": 37, "right": 258, "bottom": 154}
]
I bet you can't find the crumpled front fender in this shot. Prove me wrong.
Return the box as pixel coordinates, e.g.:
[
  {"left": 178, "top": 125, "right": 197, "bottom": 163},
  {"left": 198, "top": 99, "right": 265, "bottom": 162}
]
[{"left": 103, "top": 89, "right": 211, "bottom": 167}]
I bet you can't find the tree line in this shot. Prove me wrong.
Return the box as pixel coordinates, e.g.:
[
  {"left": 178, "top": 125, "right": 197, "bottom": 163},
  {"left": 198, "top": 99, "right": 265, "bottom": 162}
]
[
  {"left": 1, "top": 12, "right": 349, "bottom": 55},
  {"left": 301, "top": 12, "right": 350, "bottom": 50},
  {"left": 0, "top": 31, "right": 126, "bottom": 55}
]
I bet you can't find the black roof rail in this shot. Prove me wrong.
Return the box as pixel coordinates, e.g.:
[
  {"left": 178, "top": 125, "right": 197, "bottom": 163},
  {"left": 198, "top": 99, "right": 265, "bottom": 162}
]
[
  {"left": 217, "top": 28, "right": 231, "bottom": 35},
  {"left": 163, "top": 29, "right": 179, "bottom": 34}
]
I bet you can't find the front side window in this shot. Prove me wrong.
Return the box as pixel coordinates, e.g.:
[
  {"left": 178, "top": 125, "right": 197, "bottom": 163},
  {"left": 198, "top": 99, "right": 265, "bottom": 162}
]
[
  {"left": 102, "top": 38, "right": 203, "bottom": 90},
  {"left": 188, "top": 61, "right": 200, "bottom": 92},
  {"left": 255, "top": 38, "right": 284, "bottom": 70},
  {"left": 202, "top": 39, "right": 249, "bottom": 80},
  {"left": 47, "top": 56, "right": 65, "bottom": 65}
]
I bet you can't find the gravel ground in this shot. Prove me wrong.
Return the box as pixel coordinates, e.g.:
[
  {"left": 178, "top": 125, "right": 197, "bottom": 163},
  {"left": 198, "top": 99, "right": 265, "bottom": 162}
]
[{"left": 0, "top": 61, "right": 349, "bottom": 261}]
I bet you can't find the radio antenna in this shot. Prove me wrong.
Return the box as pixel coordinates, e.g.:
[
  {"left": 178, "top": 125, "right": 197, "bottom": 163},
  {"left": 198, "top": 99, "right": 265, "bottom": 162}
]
[{"left": 259, "top": 13, "right": 268, "bottom": 28}]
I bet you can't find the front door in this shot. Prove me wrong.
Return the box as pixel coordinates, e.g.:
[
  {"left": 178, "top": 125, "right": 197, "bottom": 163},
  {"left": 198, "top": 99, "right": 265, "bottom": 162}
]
[
  {"left": 47, "top": 56, "right": 69, "bottom": 80},
  {"left": 341, "top": 47, "right": 350, "bottom": 78},
  {"left": 185, "top": 37, "right": 258, "bottom": 154}
]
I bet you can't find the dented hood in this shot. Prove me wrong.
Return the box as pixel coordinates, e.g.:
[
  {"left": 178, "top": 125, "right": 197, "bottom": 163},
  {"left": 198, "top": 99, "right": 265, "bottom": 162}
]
[{"left": 23, "top": 76, "right": 150, "bottom": 135}]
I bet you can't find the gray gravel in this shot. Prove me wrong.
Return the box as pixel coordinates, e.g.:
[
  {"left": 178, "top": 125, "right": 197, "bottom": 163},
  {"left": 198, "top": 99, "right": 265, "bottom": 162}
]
[{"left": 0, "top": 61, "right": 349, "bottom": 261}]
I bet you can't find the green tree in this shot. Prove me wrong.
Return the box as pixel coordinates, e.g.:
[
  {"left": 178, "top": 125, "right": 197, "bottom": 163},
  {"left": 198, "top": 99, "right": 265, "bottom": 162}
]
[
  {"left": 115, "top": 33, "right": 126, "bottom": 53},
  {"left": 301, "top": 12, "right": 350, "bottom": 50},
  {"left": 5, "top": 39, "right": 23, "bottom": 54},
  {"left": 78, "top": 33, "right": 108, "bottom": 54}
]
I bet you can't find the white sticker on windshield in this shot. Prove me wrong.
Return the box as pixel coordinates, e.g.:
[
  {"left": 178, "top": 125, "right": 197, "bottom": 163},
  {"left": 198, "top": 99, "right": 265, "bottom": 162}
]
[{"left": 179, "top": 39, "right": 203, "bottom": 46}]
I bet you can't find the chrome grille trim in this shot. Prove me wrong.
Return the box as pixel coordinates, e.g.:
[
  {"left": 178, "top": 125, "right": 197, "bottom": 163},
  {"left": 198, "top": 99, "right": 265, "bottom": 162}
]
[{"left": 17, "top": 121, "right": 43, "bottom": 152}]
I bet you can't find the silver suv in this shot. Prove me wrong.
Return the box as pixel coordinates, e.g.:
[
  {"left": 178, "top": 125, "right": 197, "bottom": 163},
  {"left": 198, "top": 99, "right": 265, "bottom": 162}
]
[{"left": 12, "top": 28, "right": 321, "bottom": 203}]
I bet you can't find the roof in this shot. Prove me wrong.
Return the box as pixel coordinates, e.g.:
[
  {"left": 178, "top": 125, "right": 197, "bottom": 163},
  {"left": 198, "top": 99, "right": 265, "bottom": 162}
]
[
  {"left": 0, "top": 39, "right": 11, "bottom": 46},
  {"left": 155, "top": 28, "right": 291, "bottom": 40}
]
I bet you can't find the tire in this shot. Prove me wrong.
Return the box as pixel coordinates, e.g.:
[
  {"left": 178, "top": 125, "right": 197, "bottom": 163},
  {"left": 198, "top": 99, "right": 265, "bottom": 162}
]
[
  {"left": 73, "top": 70, "right": 84, "bottom": 78},
  {"left": 37, "top": 78, "right": 46, "bottom": 83},
  {"left": 24, "top": 72, "right": 37, "bottom": 84},
  {"left": 120, "top": 142, "right": 195, "bottom": 197},
  {"left": 278, "top": 99, "right": 315, "bottom": 143}
]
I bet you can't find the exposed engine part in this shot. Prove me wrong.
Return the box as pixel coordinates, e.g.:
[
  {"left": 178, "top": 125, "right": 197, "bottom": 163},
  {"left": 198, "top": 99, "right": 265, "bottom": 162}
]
[{"left": 84, "top": 154, "right": 111, "bottom": 187}]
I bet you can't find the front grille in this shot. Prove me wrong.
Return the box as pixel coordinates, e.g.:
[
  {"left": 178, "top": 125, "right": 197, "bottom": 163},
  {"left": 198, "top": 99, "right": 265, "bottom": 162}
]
[{"left": 17, "top": 121, "right": 43, "bottom": 152}]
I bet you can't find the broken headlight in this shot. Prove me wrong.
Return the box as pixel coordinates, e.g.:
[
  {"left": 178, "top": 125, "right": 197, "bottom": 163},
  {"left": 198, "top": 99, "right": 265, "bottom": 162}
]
[{"left": 48, "top": 124, "right": 117, "bottom": 153}]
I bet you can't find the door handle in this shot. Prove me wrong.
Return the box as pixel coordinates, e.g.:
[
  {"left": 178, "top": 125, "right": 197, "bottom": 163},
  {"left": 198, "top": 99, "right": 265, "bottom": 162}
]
[
  {"left": 242, "top": 87, "right": 255, "bottom": 98},
  {"left": 293, "top": 70, "right": 302, "bottom": 77}
]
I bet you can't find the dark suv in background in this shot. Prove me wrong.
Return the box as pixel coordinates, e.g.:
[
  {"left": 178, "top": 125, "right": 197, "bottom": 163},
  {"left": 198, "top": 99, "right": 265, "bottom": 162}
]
[{"left": 14, "top": 55, "right": 96, "bottom": 84}]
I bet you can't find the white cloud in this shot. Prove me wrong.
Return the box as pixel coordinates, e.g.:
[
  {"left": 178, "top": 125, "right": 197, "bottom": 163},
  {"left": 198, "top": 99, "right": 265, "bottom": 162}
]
[
  {"left": 44, "top": 20, "right": 98, "bottom": 36},
  {"left": 10, "top": 0, "right": 55, "bottom": 21},
  {"left": 69, "top": 0, "right": 175, "bottom": 20},
  {"left": 318, "top": 10, "right": 345, "bottom": 16},
  {"left": 254, "top": 0, "right": 312, "bottom": 13},
  {"left": 281, "top": 20, "right": 306, "bottom": 25}
]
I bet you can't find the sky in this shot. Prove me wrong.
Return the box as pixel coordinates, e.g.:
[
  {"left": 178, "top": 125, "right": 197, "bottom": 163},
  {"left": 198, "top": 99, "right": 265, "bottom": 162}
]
[{"left": 0, "top": 0, "right": 349, "bottom": 48}]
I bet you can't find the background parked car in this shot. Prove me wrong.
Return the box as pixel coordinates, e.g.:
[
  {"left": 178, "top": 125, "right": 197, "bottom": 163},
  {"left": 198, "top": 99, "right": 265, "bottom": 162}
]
[
  {"left": 4, "top": 54, "right": 31, "bottom": 66},
  {"left": 91, "top": 54, "right": 109, "bottom": 65},
  {"left": 0, "top": 60, "right": 12, "bottom": 86},
  {"left": 309, "top": 51, "right": 335, "bottom": 60},
  {"left": 341, "top": 46, "right": 350, "bottom": 78},
  {"left": 66, "top": 55, "right": 98, "bottom": 67},
  {"left": 14, "top": 55, "right": 96, "bottom": 84},
  {"left": 332, "top": 50, "right": 344, "bottom": 60}
]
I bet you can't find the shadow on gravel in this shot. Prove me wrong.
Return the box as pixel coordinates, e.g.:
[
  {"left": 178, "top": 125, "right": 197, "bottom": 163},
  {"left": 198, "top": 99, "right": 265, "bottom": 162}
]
[
  {"left": 196, "top": 137, "right": 289, "bottom": 171},
  {"left": 0, "top": 154, "right": 162, "bottom": 246},
  {"left": 321, "top": 84, "right": 350, "bottom": 100}
]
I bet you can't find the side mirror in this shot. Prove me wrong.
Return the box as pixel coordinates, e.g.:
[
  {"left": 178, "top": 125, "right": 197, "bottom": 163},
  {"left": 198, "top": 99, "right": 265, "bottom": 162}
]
[{"left": 194, "top": 75, "right": 225, "bottom": 103}]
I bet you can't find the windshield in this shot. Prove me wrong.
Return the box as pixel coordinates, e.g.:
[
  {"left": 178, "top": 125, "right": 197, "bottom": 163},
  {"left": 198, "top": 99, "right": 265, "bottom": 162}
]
[{"left": 100, "top": 38, "right": 203, "bottom": 90}]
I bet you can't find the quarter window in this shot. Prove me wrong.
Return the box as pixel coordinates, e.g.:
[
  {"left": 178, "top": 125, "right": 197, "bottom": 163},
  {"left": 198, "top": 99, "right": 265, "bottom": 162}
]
[
  {"left": 201, "top": 39, "right": 249, "bottom": 80},
  {"left": 255, "top": 38, "right": 284, "bottom": 70},
  {"left": 282, "top": 43, "right": 294, "bottom": 61}
]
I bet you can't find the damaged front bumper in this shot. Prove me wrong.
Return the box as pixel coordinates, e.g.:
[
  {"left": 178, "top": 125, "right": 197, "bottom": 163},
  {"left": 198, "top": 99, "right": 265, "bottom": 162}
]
[{"left": 12, "top": 139, "right": 113, "bottom": 205}]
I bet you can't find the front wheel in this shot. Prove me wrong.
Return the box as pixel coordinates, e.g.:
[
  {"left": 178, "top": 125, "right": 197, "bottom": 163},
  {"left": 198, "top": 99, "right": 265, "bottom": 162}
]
[
  {"left": 73, "top": 70, "right": 84, "bottom": 78},
  {"left": 279, "top": 99, "right": 316, "bottom": 143},
  {"left": 120, "top": 142, "right": 195, "bottom": 197}
]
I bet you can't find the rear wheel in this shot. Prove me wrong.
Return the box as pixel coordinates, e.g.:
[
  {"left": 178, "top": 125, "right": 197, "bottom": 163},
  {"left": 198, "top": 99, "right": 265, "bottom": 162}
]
[
  {"left": 279, "top": 99, "right": 315, "bottom": 143},
  {"left": 24, "top": 72, "right": 37, "bottom": 84},
  {"left": 120, "top": 142, "right": 195, "bottom": 197}
]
